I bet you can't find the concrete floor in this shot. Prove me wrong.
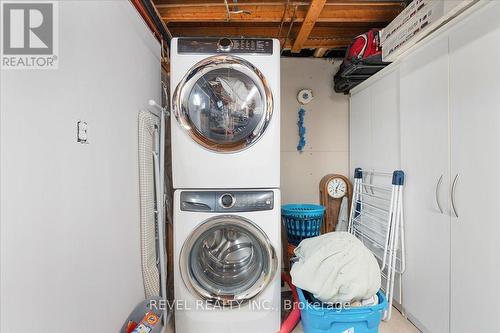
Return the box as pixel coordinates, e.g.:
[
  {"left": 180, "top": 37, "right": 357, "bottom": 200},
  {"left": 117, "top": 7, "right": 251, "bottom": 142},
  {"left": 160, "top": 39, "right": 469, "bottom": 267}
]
[{"left": 292, "top": 307, "right": 421, "bottom": 333}]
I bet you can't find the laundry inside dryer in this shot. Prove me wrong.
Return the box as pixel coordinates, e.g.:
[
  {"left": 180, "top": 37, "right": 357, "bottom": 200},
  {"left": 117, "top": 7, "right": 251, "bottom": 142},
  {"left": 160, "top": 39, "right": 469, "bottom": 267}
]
[{"left": 188, "top": 68, "right": 264, "bottom": 141}]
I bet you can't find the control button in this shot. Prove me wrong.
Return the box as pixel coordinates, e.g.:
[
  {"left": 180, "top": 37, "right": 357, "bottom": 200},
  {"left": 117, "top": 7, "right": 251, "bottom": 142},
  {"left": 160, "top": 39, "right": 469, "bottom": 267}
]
[
  {"left": 217, "top": 38, "right": 233, "bottom": 52},
  {"left": 220, "top": 193, "right": 235, "bottom": 208}
]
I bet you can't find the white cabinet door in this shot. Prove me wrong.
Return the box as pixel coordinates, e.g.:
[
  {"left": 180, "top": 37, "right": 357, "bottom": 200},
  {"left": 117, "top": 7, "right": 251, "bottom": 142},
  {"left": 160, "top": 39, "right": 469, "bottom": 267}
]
[
  {"left": 400, "top": 36, "right": 450, "bottom": 333},
  {"left": 350, "top": 69, "right": 400, "bottom": 176},
  {"left": 449, "top": 3, "right": 500, "bottom": 332},
  {"left": 350, "top": 70, "right": 402, "bottom": 305},
  {"left": 370, "top": 69, "right": 403, "bottom": 304},
  {"left": 371, "top": 69, "right": 401, "bottom": 171},
  {"left": 350, "top": 88, "right": 372, "bottom": 176}
]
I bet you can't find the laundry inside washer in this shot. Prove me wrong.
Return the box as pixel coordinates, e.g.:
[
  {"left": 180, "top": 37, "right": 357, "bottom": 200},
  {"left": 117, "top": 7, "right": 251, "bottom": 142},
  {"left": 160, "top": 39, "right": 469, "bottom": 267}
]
[{"left": 189, "top": 221, "right": 269, "bottom": 299}]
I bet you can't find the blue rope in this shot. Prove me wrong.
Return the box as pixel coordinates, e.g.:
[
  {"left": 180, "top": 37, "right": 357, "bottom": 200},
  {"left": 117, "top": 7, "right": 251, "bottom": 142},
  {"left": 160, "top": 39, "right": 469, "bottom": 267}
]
[{"left": 297, "top": 107, "right": 306, "bottom": 151}]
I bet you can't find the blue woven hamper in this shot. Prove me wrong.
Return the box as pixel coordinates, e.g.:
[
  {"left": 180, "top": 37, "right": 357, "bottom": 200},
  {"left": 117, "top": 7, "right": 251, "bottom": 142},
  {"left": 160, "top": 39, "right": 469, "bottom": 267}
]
[{"left": 281, "top": 204, "right": 325, "bottom": 246}]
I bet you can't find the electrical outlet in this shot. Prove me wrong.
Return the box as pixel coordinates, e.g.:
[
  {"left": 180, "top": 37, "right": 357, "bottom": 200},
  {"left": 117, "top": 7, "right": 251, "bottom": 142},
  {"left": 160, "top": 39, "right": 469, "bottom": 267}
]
[{"left": 77, "top": 121, "right": 88, "bottom": 143}]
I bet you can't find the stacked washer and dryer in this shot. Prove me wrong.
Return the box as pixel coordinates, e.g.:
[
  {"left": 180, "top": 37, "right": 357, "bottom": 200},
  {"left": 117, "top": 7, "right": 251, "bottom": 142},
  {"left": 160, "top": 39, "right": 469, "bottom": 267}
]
[{"left": 170, "top": 37, "right": 281, "bottom": 333}]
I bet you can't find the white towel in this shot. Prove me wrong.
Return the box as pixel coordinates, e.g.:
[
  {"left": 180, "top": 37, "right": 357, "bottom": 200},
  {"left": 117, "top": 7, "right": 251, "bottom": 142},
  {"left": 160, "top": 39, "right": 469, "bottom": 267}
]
[{"left": 290, "top": 232, "right": 381, "bottom": 304}]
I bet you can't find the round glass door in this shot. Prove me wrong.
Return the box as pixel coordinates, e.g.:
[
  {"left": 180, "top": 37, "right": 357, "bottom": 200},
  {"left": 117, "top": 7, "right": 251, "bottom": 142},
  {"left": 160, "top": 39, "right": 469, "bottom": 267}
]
[
  {"left": 173, "top": 55, "right": 273, "bottom": 152},
  {"left": 179, "top": 216, "right": 277, "bottom": 305}
]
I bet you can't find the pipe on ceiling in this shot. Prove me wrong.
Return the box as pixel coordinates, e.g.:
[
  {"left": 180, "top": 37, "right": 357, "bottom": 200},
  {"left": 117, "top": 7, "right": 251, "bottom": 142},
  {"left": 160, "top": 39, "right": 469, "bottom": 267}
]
[{"left": 131, "top": 0, "right": 171, "bottom": 46}]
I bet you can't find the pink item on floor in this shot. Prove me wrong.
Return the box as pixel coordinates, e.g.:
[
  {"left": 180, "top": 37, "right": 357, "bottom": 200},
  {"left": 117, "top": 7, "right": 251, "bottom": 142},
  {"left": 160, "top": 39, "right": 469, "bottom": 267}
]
[{"left": 279, "top": 272, "right": 301, "bottom": 333}]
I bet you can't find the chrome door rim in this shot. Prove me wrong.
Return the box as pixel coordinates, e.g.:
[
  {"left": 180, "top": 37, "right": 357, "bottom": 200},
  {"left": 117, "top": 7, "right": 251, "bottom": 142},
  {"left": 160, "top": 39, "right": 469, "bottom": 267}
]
[
  {"left": 172, "top": 55, "right": 274, "bottom": 153},
  {"left": 179, "top": 215, "right": 277, "bottom": 306}
]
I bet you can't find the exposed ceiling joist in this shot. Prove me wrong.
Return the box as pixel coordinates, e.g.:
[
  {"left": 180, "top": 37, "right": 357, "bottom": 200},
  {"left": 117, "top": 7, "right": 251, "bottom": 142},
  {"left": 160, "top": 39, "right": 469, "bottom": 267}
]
[
  {"left": 167, "top": 23, "right": 381, "bottom": 39},
  {"left": 154, "top": 1, "right": 405, "bottom": 8},
  {"left": 292, "top": 0, "right": 327, "bottom": 52},
  {"left": 152, "top": 0, "right": 405, "bottom": 55},
  {"left": 284, "top": 38, "right": 351, "bottom": 49},
  {"left": 158, "top": 4, "right": 402, "bottom": 24}
]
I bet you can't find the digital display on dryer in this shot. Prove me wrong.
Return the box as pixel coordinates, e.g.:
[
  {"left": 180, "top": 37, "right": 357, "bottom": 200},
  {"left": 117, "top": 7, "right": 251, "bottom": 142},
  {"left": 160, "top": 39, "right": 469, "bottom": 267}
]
[{"left": 178, "top": 38, "right": 273, "bottom": 54}]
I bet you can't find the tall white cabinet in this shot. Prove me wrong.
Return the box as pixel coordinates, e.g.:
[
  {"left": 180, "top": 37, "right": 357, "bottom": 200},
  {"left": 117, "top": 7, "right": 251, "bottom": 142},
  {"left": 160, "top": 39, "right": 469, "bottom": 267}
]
[
  {"left": 400, "top": 35, "right": 451, "bottom": 333},
  {"left": 448, "top": 4, "right": 500, "bottom": 332},
  {"left": 350, "top": 2, "right": 500, "bottom": 332}
]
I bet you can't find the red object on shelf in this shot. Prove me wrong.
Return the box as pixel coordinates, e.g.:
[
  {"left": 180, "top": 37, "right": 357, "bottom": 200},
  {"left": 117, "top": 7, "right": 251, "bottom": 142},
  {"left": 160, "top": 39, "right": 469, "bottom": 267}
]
[{"left": 346, "top": 29, "right": 382, "bottom": 62}]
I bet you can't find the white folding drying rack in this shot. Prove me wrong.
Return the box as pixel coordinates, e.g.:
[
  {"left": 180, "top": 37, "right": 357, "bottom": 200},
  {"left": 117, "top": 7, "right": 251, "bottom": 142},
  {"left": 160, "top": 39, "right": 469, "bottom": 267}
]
[{"left": 348, "top": 168, "right": 406, "bottom": 321}]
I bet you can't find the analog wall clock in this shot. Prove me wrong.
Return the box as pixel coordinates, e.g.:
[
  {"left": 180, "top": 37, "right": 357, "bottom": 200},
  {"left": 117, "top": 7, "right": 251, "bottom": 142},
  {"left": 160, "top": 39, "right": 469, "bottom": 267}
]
[
  {"left": 319, "top": 174, "right": 352, "bottom": 233},
  {"left": 327, "top": 177, "right": 348, "bottom": 199}
]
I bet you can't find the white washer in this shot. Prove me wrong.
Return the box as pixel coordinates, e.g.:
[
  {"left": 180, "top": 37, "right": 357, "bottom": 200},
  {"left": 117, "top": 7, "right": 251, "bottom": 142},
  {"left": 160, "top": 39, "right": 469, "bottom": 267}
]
[
  {"left": 173, "top": 189, "right": 281, "bottom": 333},
  {"left": 170, "top": 38, "right": 280, "bottom": 189}
]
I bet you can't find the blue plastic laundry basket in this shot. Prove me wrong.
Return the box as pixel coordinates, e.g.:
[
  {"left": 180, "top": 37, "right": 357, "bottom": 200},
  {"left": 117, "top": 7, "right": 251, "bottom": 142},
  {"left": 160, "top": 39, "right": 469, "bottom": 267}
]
[
  {"left": 297, "top": 288, "right": 388, "bottom": 333},
  {"left": 281, "top": 204, "right": 325, "bottom": 246}
]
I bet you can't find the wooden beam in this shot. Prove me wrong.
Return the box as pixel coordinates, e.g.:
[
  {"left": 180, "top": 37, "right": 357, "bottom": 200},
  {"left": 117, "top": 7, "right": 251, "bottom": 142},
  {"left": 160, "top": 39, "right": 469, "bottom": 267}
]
[
  {"left": 292, "top": 0, "right": 327, "bottom": 52},
  {"left": 159, "top": 5, "right": 287, "bottom": 23},
  {"left": 167, "top": 24, "right": 379, "bottom": 39},
  {"left": 154, "top": 1, "right": 405, "bottom": 8},
  {"left": 158, "top": 4, "right": 402, "bottom": 23},
  {"left": 283, "top": 37, "right": 352, "bottom": 49}
]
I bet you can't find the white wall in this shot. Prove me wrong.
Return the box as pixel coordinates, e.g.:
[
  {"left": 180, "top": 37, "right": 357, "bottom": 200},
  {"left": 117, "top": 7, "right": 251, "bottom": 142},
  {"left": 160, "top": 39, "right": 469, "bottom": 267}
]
[
  {"left": 0, "top": 2, "right": 160, "bottom": 332},
  {"left": 280, "top": 58, "right": 349, "bottom": 204}
]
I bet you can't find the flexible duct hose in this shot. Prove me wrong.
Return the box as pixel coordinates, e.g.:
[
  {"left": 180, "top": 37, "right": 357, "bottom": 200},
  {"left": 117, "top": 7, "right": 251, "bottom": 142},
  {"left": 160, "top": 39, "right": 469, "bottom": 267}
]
[{"left": 279, "top": 272, "right": 301, "bottom": 333}]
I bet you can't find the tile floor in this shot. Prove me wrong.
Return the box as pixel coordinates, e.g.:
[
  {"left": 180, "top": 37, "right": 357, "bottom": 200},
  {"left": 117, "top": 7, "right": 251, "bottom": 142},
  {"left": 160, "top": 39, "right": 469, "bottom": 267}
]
[{"left": 292, "top": 307, "right": 421, "bottom": 333}]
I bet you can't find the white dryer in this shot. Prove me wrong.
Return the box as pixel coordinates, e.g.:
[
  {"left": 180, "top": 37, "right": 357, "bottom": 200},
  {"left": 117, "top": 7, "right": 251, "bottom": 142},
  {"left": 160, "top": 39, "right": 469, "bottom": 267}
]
[
  {"left": 170, "top": 37, "right": 280, "bottom": 189},
  {"left": 173, "top": 189, "right": 281, "bottom": 333}
]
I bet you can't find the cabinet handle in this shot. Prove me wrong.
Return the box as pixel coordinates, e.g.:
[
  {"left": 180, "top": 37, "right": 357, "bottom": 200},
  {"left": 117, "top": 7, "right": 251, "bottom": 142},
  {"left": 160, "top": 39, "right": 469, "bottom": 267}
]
[
  {"left": 451, "top": 174, "right": 459, "bottom": 218},
  {"left": 369, "top": 172, "right": 375, "bottom": 195},
  {"left": 435, "top": 175, "right": 444, "bottom": 214}
]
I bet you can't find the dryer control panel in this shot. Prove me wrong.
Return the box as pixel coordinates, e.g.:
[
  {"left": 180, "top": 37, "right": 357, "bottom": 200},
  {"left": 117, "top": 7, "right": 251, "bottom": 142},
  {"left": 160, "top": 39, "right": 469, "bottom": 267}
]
[
  {"left": 181, "top": 190, "right": 274, "bottom": 212},
  {"left": 177, "top": 38, "right": 274, "bottom": 54}
]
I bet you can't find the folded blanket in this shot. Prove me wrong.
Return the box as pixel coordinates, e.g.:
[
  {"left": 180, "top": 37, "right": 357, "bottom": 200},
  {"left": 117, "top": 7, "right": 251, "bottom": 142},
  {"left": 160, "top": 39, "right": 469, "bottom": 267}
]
[{"left": 290, "top": 232, "right": 381, "bottom": 304}]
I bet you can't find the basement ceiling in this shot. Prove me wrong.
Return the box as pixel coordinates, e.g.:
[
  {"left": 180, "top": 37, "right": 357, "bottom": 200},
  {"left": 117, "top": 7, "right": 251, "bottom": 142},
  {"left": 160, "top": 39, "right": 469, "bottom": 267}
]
[{"left": 152, "top": 0, "right": 407, "bottom": 57}]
